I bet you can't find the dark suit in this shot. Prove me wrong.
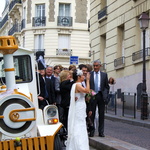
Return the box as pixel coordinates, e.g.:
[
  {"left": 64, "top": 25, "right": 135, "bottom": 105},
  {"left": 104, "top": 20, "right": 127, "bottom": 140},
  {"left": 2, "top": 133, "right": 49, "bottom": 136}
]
[
  {"left": 36, "top": 72, "right": 47, "bottom": 109},
  {"left": 90, "top": 71, "right": 109, "bottom": 135},
  {"left": 45, "top": 77, "right": 56, "bottom": 104},
  {"left": 60, "top": 80, "right": 74, "bottom": 130}
]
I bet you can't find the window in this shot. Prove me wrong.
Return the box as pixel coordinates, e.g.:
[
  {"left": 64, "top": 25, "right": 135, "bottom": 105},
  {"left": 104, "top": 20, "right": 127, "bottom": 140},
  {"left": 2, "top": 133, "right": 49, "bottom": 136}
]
[
  {"left": 59, "top": 3, "right": 70, "bottom": 17},
  {"left": 34, "top": 34, "right": 44, "bottom": 51},
  {"left": 117, "top": 25, "right": 125, "bottom": 57},
  {"left": 36, "top": 4, "right": 45, "bottom": 17},
  {"left": 58, "top": 34, "right": 70, "bottom": 49},
  {"left": 33, "top": 4, "right": 46, "bottom": 26},
  {"left": 0, "top": 55, "right": 32, "bottom": 84}
]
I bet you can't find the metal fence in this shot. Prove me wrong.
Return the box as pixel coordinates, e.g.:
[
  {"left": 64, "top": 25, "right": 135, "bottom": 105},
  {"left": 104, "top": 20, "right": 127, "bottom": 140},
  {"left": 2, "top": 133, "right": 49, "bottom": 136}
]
[{"left": 105, "top": 91, "right": 149, "bottom": 119}]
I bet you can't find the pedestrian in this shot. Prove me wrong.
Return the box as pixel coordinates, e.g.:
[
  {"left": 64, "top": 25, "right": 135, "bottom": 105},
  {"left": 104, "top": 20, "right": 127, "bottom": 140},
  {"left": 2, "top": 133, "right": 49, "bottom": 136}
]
[
  {"left": 108, "top": 77, "right": 116, "bottom": 108},
  {"left": 89, "top": 60, "right": 109, "bottom": 137},
  {"left": 66, "top": 69, "right": 90, "bottom": 150},
  {"left": 60, "top": 70, "right": 74, "bottom": 130},
  {"left": 45, "top": 66, "right": 56, "bottom": 105}
]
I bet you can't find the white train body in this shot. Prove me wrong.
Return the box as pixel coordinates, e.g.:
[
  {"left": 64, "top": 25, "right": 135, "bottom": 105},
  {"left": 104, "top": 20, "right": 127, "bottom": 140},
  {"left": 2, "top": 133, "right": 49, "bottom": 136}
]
[{"left": 0, "top": 36, "right": 62, "bottom": 150}]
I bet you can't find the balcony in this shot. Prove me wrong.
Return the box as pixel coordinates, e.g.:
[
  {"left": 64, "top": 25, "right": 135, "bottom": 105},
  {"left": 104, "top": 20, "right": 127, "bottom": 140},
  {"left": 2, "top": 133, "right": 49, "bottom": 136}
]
[
  {"left": 132, "top": 47, "right": 150, "bottom": 63},
  {"left": 98, "top": 6, "right": 107, "bottom": 22},
  {"left": 32, "top": 17, "right": 46, "bottom": 27},
  {"left": 21, "top": 19, "right": 25, "bottom": 30},
  {"left": 56, "top": 49, "right": 72, "bottom": 56},
  {"left": 0, "top": 14, "right": 8, "bottom": 28},
  {"left": 114, "top": 56, "right": 125, "bottom": 69},
  {"left": 57, "top": 16, "right": 72, "bottom": 27},
  {"left": 8, "top": 23, "right": 21, "bottom": 35},
  {"left": 9, "top": 0, "right": 22, "bottom": 12}
]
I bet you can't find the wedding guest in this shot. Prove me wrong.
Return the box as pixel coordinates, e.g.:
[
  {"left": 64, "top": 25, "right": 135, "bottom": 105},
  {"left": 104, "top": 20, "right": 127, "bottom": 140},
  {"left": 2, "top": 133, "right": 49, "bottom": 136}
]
[
  {"left": 60, "top": 70, "right": 74, "bottom": 130},
  {"left": 89, "top": 60, "right": 109, "bottom": 137}
]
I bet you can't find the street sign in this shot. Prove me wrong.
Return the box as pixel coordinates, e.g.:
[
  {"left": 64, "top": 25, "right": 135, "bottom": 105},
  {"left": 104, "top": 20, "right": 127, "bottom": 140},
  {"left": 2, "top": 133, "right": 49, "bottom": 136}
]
[{"left": 70, "top": 56, "right": 79, "bottom": 65}]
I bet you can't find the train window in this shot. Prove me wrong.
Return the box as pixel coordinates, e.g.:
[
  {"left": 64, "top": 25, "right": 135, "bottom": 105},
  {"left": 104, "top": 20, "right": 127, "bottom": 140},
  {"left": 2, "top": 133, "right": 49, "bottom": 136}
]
[{"left": 0, "top": 55, "right": 33, "bottom": 84}]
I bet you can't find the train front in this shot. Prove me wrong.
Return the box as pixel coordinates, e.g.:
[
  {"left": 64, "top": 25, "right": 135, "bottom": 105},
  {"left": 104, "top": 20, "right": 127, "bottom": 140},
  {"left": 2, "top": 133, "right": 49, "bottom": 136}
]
[{"left": 0, "top": 36, "right": 63, "bottom": 150}]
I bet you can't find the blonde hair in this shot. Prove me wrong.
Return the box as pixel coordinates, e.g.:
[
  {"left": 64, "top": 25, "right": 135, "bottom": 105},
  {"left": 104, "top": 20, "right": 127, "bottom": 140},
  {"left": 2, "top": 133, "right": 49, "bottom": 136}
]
[{"left": 60, "top": 70, "right": 70, "bottom": 82}]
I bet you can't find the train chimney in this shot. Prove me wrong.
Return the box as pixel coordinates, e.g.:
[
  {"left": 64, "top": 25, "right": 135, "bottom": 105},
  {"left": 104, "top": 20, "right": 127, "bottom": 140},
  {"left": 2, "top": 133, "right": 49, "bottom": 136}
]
[{"left": 0, "top": 36, "right": 18, "bottom": 90}]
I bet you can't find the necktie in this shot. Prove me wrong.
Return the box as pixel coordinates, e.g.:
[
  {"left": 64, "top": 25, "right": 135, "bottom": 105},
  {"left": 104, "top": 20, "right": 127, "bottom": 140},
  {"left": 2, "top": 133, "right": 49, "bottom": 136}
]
[{"left": 95, "top": 72, "right": 99, "bottom": 93}]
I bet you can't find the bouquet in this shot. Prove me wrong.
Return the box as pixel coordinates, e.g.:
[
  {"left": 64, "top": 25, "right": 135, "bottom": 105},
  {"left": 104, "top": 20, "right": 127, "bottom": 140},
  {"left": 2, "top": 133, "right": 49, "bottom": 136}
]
[{"left": 85, "top": 89, "right": 96, "bottom": 103}]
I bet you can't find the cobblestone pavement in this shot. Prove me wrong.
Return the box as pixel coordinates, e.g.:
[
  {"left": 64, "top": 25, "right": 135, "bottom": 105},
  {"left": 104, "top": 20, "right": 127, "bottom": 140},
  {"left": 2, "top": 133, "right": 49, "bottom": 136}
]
[{"left": 104, "top": 119, "right": 150, "bottom": 149}]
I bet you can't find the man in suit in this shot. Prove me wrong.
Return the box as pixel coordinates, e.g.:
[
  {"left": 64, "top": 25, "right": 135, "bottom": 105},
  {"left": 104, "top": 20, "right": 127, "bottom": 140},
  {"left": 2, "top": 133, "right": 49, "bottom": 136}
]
[
  {"left": 89, "top": 60, "right": 109, "bottom": 137},
  {"left": 36, "top": 69, "right": 55, "bottom": 109},
  {"left": 45, "top": 66, "right": 56, "bottom": 104}
]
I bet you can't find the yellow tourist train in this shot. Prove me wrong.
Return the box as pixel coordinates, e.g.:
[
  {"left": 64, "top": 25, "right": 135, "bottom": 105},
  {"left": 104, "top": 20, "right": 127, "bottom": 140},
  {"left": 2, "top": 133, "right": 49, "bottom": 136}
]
[{"left": 0, "top": 36, "right": 63, "bottom": 150}]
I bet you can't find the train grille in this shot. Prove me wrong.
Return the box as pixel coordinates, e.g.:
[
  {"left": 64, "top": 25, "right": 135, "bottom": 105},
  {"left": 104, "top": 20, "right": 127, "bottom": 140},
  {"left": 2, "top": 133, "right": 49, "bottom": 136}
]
[{"left": 0, "top": 136, "right": 54, "bottom": 150}]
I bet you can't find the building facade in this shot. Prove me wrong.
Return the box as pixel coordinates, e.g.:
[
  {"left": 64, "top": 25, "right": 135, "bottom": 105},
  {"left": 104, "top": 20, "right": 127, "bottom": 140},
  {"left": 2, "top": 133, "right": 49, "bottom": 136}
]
[
  {"left": 0, "top": 0, "right": 91, "bottom": 67},
  {"left": 90, "top": 0, "right": 150, "bottom": 95}
]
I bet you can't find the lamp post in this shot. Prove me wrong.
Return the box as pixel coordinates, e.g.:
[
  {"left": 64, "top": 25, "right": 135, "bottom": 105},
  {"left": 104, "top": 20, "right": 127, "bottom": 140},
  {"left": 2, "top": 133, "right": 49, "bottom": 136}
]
[{"left": 138, "top": 12, "right": 149, "bottom": 120}]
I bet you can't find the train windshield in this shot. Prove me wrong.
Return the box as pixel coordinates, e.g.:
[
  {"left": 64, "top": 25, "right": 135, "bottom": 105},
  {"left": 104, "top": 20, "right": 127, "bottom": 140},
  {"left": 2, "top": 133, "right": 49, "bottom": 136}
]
[{"left": 0, "top": 55, "right": 33, "bottom": 84}]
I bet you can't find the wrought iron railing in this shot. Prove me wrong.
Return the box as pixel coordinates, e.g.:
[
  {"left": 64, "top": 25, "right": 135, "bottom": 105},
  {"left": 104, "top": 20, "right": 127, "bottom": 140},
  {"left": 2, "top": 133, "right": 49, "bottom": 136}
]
[
  {"left": 21, "top": 19, "right": 25, "bottom": 30},
  {"left": 98, "top": 6, "right": 107, "bottom": 20},
  {"left": 32, "top": 16, "right": 46, "bottom": 27},
  {"left": 132, "top": 47, "right": 150, "bottom": 61},
  {"left": 9, "top": 0, "right": 22, "bottom": 11},
  {"left": 114, "top": 56, "right": 125, "bottom": 68},
  {"left": 56, "top": 49, "right": 72, "bottom": 56},
  {"left": 0, "top": 14, "right": 8, "bottom": 28},
  {"left": 57, "top": 16, "right": 72, "bottom": 27},
  {"left": 8, "top": 23, "right": 21, "bottom": 35}
]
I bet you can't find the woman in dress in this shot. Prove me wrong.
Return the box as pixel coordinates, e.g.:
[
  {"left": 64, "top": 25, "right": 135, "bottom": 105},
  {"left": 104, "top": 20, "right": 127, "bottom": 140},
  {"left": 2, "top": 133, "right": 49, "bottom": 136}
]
[{"left": 66, "top": 69, "right": 90, "bottom": 150}]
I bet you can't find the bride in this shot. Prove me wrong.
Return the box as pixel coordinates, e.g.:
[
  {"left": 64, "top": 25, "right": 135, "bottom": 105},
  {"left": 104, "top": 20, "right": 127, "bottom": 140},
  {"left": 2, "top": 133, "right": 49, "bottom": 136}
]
[{"left": 66, "top": 69, "right": 90, "bottom": 150}]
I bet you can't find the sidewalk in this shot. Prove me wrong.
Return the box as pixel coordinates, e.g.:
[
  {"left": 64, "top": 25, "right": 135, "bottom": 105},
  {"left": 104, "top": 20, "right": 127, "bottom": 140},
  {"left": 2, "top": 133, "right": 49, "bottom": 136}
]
[
  {"left": 105, "top": 107, "right": 150, "bottom": 128},
  {"left": 89, "top": 108, "right": 150, "bottom": 150}
]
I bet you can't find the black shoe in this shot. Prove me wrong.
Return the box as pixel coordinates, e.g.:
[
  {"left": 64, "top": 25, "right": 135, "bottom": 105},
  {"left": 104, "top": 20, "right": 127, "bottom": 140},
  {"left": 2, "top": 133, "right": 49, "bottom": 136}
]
[
  {"left": 89, "top": 130, "right": 95, "bottom": 137},
  {"left": 99, "top": 133, "right": 105, "bottom": 137}
]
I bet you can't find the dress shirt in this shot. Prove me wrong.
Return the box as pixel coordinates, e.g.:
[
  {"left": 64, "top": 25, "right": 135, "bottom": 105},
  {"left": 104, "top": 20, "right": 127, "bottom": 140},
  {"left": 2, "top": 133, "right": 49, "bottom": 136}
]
[
  {"left": 46, "top": 76, "right": 51, "bottom": 79},
  {"left": 94, "top": 71, "right": 101, "bottom": 91}
]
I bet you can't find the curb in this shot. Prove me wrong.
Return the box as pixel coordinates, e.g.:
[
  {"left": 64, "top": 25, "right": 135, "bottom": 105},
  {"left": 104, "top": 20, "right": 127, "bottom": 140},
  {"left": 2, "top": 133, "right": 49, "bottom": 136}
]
[
  {"left": 105, "top": 114, "right": 150, "bottom": 129},
  {"left": 89, "top": 136, "right": 147, "bottom": 150}
]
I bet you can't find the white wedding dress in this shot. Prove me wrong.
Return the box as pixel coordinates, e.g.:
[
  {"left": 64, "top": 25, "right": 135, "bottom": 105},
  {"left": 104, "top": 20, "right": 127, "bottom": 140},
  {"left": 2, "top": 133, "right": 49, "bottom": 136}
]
[{"left": 66, "top": 83, "right": 89, "bottom": 150}]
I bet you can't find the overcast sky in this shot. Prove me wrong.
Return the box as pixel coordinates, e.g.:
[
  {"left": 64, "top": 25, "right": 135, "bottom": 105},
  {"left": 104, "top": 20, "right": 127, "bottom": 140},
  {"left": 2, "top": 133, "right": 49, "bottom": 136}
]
[{"left": 0, "top": 0, "right": 5, "bottom": 17}]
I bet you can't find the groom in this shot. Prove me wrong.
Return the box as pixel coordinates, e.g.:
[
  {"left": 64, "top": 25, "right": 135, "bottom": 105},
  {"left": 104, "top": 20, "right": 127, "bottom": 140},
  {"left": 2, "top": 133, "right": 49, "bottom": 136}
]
[{"left": 89, "top": 60, "right": 109, "bottom": 137}]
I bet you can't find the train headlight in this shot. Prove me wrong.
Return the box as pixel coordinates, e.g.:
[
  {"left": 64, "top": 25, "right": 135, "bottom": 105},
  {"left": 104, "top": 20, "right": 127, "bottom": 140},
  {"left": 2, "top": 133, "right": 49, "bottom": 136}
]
[
  {"left": 47, "top": 107, "right": 57, "bottom": 117},
  {"left": 43, "top": 105, "right": 59, "bottom": 125}
]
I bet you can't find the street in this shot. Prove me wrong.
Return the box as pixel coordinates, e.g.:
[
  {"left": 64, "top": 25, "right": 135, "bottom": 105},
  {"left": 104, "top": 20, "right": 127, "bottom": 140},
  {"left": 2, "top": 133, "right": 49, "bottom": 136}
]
[
  {"left": 104, "top": 119, "right": 150, "bottom": 149},
  {"left": 61, "top": 118, "right": 150, "bottom": 150}
]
